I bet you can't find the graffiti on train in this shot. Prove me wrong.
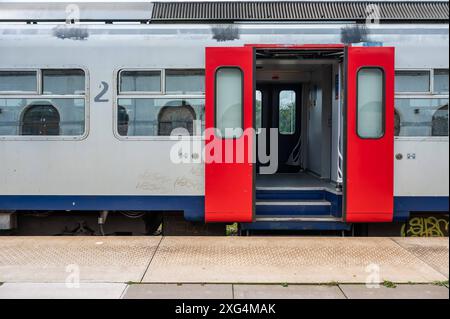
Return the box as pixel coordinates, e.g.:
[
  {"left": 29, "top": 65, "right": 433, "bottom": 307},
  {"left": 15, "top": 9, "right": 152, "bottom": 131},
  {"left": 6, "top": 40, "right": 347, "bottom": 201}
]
[{"left": 401, "top": 215, "right": 449, "bottom": 237}]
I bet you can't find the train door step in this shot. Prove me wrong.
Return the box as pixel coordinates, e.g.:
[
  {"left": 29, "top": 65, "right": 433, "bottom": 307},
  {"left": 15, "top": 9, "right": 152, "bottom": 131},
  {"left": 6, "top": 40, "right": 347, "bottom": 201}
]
[
  {"left": 244, "top": 187, "right": 349, "bottom": 231},
  {"left": 256, "top": 199, "right": 332, "bottom": 216},
  {"left": 255, "top": 215, "right": 342, "bottom": 222}
]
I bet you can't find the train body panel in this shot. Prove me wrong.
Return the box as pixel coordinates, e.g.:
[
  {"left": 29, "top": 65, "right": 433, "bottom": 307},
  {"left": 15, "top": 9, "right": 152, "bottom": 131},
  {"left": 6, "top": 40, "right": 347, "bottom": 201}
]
[{"left": 0, "top": 16, "right": 448, "bottom": 228}]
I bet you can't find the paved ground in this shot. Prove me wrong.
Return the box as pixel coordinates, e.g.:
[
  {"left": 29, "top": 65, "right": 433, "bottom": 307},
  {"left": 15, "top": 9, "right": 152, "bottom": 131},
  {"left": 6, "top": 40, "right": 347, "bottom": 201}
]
[
  {"left": 0, "top": 283, "right": 447, "bottom": 299},
  {"left": 0, "top": 236, "right": 448, "bottom": 299}
]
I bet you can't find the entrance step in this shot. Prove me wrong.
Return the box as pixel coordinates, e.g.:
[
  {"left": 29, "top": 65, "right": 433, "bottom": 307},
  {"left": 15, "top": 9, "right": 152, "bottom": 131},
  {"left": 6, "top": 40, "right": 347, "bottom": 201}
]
[
  {"left": 241, "top": 214, "right": 351, "bottom": 231},
  {"left": 247, "top": 188, "right": 347, "bottom": 231},
  {"left": 255, "top": 199, "right": 331, "bottom": 216},
  {"left": 255, "top": 215, "right": 342, "bottom": 222},
  {"left": 256, "top": 188, "right": 331, "bottom": 200}
]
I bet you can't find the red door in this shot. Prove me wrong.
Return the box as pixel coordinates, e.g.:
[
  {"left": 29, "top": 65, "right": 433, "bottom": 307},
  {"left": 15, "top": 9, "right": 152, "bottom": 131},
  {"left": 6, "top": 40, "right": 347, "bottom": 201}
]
[
  {"left": 344, "top": 46, "right": 395, "bottom": 222},
  {"left": 204, "top": 47, "right": 255, "bottom": 223}
]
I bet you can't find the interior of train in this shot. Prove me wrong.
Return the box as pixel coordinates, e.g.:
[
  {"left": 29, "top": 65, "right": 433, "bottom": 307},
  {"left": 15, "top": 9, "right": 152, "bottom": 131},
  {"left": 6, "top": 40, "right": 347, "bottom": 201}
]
[{"left": 254, "top": 48, "right": 344, "bottom": 191}]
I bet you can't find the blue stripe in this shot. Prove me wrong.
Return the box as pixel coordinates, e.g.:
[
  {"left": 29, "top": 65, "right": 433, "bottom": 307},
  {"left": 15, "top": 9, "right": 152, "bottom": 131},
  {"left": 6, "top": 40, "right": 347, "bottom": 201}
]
[
  {"left": 0, "top": 195, "right": 447, "bottom": 225},
  {"left": 0, "top": 195, "right": 205, "bottom": 221},
  {"left": 394, "top": 196, "right": 449, "bottom": 213},
  {"left": 393, "top": 196, "right": 449, "bottom": 221}
]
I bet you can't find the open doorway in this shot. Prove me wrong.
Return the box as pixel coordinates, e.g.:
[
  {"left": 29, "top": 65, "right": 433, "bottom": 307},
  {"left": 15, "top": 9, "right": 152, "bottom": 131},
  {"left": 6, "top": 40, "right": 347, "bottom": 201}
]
[{"left": 255, "top": 48, "right": 344, "bottom": 191}]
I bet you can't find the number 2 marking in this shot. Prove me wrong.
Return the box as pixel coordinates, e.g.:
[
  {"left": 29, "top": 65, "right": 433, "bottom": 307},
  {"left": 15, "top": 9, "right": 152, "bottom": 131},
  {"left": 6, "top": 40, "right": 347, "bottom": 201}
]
[{"left": 95, "top": 81, "right": 109, "bottom": 102}]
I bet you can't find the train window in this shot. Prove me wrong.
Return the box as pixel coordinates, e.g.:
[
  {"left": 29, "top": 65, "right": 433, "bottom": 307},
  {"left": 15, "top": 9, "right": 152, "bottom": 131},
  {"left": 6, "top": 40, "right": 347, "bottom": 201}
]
[
  {"left": 0, "top": 68, "right": 87, "bottom": 138},
  {"left": 0, "top": 98, "right": 85, "bottom": 136},
  {"left": 395, "top": 98, "right": 449, "bottom": 137},
  {"left": 395, "top": 70, "right": 430, "bottom": 93},
  {"left": 119, "top": 70, "right": 162, "bottom": 93},
  {"left": 117, "top": 98, "right": 204, "bottom": 137},
  {"left": 432, "top": 104, "right": 449, "bottom": 136},
  {"left": 21, "top": 104, "right": 60, "bottom": 136},
  {"left": 357, "top": 68, "right": 384, "bottom": 139},
  {"left": 255, "top": 90, "right": 262, "bottom": 132},
  {"left": 42, "top": 69, "right": 85, "bottom": 95},
  {"left": 166, "top": 69, "right": 205, "bottom": 94},
  {"left": 279, "top": 90, "right": 296, "bottom": 135},
  {"left": 434, "top": 69, "right": 449, "bottom": 94},
  {"left": 0, "top": 71, "right": 37, "bottom": 93},
  {"left": 215, "top": 67, "right": 243, "bottom": 139}
]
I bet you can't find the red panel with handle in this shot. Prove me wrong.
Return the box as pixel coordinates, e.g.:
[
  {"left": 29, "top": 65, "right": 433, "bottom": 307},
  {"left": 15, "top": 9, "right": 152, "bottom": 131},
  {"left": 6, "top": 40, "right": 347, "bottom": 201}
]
[
  {"left": 205, "top": 47, "right": 255, "bottom": 223},
  {"left": 345, "top": 46, "right": 395, "bottom": 223}
]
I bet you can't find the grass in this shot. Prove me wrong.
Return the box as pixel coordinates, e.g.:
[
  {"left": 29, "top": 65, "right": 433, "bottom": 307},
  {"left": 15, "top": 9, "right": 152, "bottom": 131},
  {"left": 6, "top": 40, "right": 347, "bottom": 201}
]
[
  {"left": 125, "top": 281, "right": 140, "bottom": 285},
  {"left": 324, "top": 281, "right": 339, "bottom": 287},
  {"left": 432, "top": 280, "right": 449, "bottom": 287},
  {"left": 382, "top": 280, "right": 397, "bottom": 289},
  {"left": 226, "top": 223, "right": 239, "bottom": 236},
  {"left": 281, "top": 283, "right": 289, "bottom": 288}
]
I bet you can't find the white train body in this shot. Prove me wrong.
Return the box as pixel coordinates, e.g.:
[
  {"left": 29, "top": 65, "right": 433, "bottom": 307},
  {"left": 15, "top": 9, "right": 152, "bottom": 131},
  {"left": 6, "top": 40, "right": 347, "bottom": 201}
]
[{"left": 0, "top": 1, "right": 448, "bottom": 231}]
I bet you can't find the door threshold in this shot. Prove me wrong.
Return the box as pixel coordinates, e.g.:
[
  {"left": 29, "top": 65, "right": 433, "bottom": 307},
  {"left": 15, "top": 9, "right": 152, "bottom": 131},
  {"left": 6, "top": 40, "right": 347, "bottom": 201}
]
[
  {"left": 256, "top": 186, "right": 342, "bottom": 195},
  {"left": 255, "top": 215, "right": 343, "bottom": 222}
]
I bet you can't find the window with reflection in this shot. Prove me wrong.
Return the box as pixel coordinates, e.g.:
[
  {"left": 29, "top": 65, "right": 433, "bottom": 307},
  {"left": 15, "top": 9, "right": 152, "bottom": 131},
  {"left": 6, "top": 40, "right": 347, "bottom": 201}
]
[
  {"left": 0, "top": 69, "right": 86, "bottom": 137},
  {"left": 120, "top": 70, "right": 161, "bottom": 93},
  {"left": 117, "top": 98, "right": 204, "bottom": 137},
  {"left": 394, "top": 109, "right": 401, "bottom": 136},
  {"left": 21, "top": 103, "right": 60, "bottom": 136},
  {"left": 255, "top": 90, "right": 262, "bottom": 132},
  {"left": 118, "top": 106, "right": 130, "bottom": 136},
  {"left": 434, "top": 69, "right": 449, "bottom": 94},
  {"left": 279, "top": 90, "right": 296, "bottom": 135},
  {"left": 215, "top": 67, "right": 243, "bottom": 138},
  {"left": 0, "top": 71, "right": 37, "bottom": 93},
  {"left": 158, "top": 102, "right": 196, "bottom": 136},
  {"left": 0, "top": 98, "right": 85, "bottom": 136},
  {"left": 357, "top": 68, "right": 384, "bottom": 138},
  {"left": 42, "top": 69, "right": 85, "bottom": 95},
  {"left": 395, "top": 70, "right": 430, "bottom": 93},
  {"left": 394, "top": 98, "right": 449, "bottom": 136},
  {"left": 432, "top": 104, "right": 449, "bottom": 136},
  {"left": 165, "top": 69, "right": 205, "bottom": 94}
]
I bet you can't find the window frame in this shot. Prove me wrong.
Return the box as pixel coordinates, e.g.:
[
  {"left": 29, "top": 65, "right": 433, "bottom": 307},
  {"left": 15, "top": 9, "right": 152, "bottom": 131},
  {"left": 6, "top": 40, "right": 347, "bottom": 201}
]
[
  {"left": 0, "top": 67, "right": 89, "bottom": 141},
  {"left": 394, "top": 68, "right": 449, "bottom": 141},
  {"left": 356, "top": 66, "right": 386, "bottom": 140},
  {"left": 113, "top": 68, "right": 205, "bottom": 141},
  {"left": 118, "top": 69, "right": 164, "bottom": 95},
  {"left": 214, "top": 66, "right": 244, "bottom": 139}
]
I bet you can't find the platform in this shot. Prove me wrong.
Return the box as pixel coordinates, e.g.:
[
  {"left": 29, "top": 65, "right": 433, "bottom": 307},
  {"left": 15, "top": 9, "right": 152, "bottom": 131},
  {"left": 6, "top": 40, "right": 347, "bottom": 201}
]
[{"left": 0, "top": 236, "right": 448, "bottom": 299}]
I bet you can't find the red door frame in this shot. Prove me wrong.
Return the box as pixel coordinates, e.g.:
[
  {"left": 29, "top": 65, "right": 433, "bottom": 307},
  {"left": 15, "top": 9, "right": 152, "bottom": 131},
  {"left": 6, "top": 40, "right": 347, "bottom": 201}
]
[
  {"left": 344, "top": 46, "right": 395, "bottom": 222},
  {"left": 205, "top": 46, "right": 255, "bottom": 223},
  {"left": 204, "top": 44, "right": 395, "bottom": 224}
]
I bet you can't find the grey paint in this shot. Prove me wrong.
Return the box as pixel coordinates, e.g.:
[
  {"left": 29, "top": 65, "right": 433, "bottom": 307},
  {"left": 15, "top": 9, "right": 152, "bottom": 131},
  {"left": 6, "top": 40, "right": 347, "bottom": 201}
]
[
  {"left": 53, "top": 25, "right": 89, "bottom": 40},
  {"left": 211, "top": 25, "right": 240, "bottom": 42},
  {"left": 341, "top": 24, "right": 369, "bottom": 44}
]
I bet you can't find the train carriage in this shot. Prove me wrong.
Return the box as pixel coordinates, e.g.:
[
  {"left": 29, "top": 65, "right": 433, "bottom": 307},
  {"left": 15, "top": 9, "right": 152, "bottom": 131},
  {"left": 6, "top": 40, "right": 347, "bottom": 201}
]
[{"left": 0, "top": 0, "right": 448, "bottom": 235}]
